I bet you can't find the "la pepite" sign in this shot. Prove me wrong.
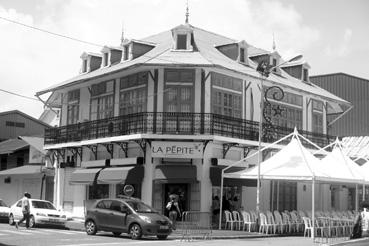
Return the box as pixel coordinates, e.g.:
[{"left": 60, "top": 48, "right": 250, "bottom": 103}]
[{"left": 151, "top": 141, "right": 204, "bottom": 158}]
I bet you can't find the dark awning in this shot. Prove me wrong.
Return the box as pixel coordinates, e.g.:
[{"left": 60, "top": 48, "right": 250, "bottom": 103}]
[
  {"left": 70, "top": 168, "right": 102, "bottom": 185},
  {"left": 210, "top": 165, "right": 256, "bottom": 187},
  {"left": 155, "top": 165, "right": 197, "bottom": 183},
  {"left": 97, "top": 166, "right": 144, "bottom": 184}
]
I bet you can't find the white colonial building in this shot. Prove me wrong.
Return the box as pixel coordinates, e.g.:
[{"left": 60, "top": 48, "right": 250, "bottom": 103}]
[{"left": 36, "top": 20, "right": 351, "bottom": 218}]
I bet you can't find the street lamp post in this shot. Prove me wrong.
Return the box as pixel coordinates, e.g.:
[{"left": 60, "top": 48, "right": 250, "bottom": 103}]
[{"left": 255, "top": 55, "right": 302, "bottom": 217}]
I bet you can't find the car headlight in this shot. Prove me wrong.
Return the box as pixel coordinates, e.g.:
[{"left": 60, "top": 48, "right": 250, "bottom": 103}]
[
  {"left": 36, "top": 212, "right": 47, "bottom": 216},
  {"left": 138, "top": 215, "right": 152, "bottom": 223}
]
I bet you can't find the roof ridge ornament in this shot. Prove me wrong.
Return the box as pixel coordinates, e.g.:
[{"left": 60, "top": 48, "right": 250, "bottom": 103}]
[
  {"left": 185, "top": 0, "right": 189, "bottom": 24},
  {"left": 272, "top": 33, "right": 276, "bottom": 51}
]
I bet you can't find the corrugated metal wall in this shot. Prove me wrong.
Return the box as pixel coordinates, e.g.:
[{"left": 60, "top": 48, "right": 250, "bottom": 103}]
[
  {"left": 310, "top": 73, "right": 369, "bottom": 137},
  {"left": 0, "top": 112, "right": 48, "bottom": 140}
]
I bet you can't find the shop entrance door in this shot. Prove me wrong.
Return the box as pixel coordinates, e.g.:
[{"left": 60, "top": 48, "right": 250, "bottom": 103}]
[{"left": 164, "top": 183, "right": 188, "bottom": 218}]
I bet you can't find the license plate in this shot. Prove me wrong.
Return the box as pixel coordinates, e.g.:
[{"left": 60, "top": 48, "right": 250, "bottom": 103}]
[
  {"left": 159, "top": 225, "right": 169, "bottom": 230},
  {"left": 49, "top": 218, "right": 59, "bottom": 222}
]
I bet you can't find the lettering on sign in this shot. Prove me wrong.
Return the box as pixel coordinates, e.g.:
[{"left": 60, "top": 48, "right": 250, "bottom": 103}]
[{"left": 151, "top": 141, "right": 204, "bottom": 158}]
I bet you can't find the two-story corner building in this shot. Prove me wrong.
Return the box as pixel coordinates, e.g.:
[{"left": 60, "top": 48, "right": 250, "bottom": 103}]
[{"left": 36, "top": 22, "right": 351, "bottom": 218}]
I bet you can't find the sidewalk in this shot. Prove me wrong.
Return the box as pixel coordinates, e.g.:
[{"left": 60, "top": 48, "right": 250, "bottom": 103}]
[{"left": 65, "top": 218, "right": 299, "bottom": 240}]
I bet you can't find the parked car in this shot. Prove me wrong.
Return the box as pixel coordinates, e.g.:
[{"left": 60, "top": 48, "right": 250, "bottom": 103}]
[
  {"left": 0, "top": 199, "right": 10, "bottom": 222},
  {"left": 85, "top": 196, "right": 173, "bottom": 240},
  {"left": 8, "top": 199, "right": 67, "bottom": 228}
]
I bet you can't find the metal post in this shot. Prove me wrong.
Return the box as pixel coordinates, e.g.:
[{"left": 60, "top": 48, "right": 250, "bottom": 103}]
[
  {"left": 219, "top": 169, "right": 224, "bottom": 230},
  {"left": 256, "top": 77, "right": 264, "bottom": 218},
  {"left": 312, "top": 178, "right": 315, "bottom": 240}
]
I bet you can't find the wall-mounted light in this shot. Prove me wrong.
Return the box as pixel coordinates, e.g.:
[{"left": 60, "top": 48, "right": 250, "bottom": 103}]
[{"left": 303, "top": 184, "right": 306, "bottom": 191}]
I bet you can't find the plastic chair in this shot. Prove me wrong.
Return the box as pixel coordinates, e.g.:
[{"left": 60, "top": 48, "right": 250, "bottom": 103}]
[
  {"left": 302, "top": 217, "right": 313, "bottom": 237},
  {"left": 232, "top": 211, "right": 243, "bottom": 230},
  {"left": 241, "top": 211, "right": 256, "bottom": 232},
  {"left": 224, "top": 210, "right": 234, "bottom": 230}
]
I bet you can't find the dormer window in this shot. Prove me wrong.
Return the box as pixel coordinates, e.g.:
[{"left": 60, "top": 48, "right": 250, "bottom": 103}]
[
  {"left": 239, "top": 48, "right": 245, "bottom": 63},
  {"left": 177, "top": 34, "right": 187, "bottom": 49},
  {"left": 303, "top": 68, "right": 309, "bottom": 82},
  {"left": 103, "top": 52, "right": 109, "bottom": 67},
  {"left": 82, "top": 59, "right": 87, "bottom": 73},
  {"left": 123, "top": 45, "right": 129, "bottom": 61},
  {"left": 171, "top": 24, "right": 193, "bottom": 51}
]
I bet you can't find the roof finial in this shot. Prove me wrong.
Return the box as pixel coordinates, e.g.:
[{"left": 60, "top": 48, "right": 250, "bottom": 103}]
[
  {"left": 272, "top": 33, "right": 276, "bottom": 51},
  {"left": 120, "top": 21, "right": 125, "bottom": 46},
  {"left": 185, "top": 0, "right": 189, "bottom": 24}
]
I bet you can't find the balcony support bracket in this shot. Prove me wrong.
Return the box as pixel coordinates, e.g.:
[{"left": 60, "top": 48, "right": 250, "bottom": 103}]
[
  {"left": 55, "top": 149, "right": 66, "bottom": 161},
  {"left": 85, "top": 145, "right": 98, "bottom": 160},
  {"left": 222, "top": 143, "right": 238, "bottom": 159},
  {"left": 68, "top": 147, "right": 83, "bottom": 163},
  {"left": 100, "top": 143, "right": 114, "bottom": 159},
  {"left": 114, "top": 142, "right": 128, "bottom": 158},
  {"left": 134, "top": 139, "right": 150, "bottom": 159}
]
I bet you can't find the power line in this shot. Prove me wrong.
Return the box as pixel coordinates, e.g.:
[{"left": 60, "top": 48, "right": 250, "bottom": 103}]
[
  {"left": 0, "top": 15, "right": 104, "bottom": 48},
  {"left": 0, "top": 88, "right": 40, "bottom": 102}
]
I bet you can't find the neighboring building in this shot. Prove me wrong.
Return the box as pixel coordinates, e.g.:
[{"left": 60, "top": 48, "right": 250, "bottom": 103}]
[
  {"left": 0, "top": 136, "right": 54, "bottom": 205},
  {"left": 0, "top": 110, "right": 51, "bottom": 142},
  {"left": 36, "top": 21, "right": 351, "bottom": 217},
  {"left": 0, "top": 111, "right": 52, "bottom": 205},
  {"left": 310, "top": 73, "right": 369, "bottom": 137}
]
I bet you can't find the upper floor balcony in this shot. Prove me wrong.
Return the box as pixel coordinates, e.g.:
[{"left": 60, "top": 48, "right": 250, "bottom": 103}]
[{"left": 44, "top": 112, "right": 335, "bottom": 148}]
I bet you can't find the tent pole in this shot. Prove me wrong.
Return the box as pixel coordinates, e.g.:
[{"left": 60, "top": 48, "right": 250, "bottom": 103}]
[
  {"left": 312, "top": 178, "right": 315, "bottom": 241},
  {"left": 219, "top": 169, "right": 224, "bottom": 230},
  {"left": 355, "top": 184, "right": 359, "bottom": 212},
  {"left": 363, "top": 183, "right": 366, "bottom": 202}
]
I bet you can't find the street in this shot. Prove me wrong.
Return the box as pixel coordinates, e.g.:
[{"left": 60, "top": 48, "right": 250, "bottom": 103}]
[{"left": 1, "top": 223, "right": 369, "bottom": 246}]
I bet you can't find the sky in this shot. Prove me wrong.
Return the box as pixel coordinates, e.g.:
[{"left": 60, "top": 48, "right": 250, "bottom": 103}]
[{"left": 0, "top": 0, "right": 368, "bottom": 120}]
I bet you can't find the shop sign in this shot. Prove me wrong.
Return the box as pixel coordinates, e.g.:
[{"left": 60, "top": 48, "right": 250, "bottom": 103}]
[
  {"left": 151, "top": 141, "right": 204, "bottom": 158},
  {"left": 123, "top": 185, "right": 135, "bottom": 197}
]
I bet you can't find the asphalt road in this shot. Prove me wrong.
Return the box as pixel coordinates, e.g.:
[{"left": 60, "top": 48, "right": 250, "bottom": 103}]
[{"left": 1, "top": 222, "right": 369, "bottom": 246}]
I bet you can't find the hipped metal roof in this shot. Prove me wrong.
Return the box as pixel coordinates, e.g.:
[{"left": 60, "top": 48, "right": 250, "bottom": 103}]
[{"left": 36, "top": 24, "right": 350, "bottom": 109}]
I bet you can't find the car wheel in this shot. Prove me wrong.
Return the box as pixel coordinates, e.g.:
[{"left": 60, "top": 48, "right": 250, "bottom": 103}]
[
  {"left": 9, "top": 214, "right": 15, "bottom": 225},
  {"left": 157, "top": 235, "right": 168, "bottom": 240},
  {"left": 29, "top": 215, "right": 36, "bottom": 228},
  {"left": 112, "top": 232, "right": 121, "bottom": 237},
  {"left": 85, "top": 220, "right": 97, "bottom": 235},
  {"left": 129, "top": 223, "right": 142, "bottom": 240}
]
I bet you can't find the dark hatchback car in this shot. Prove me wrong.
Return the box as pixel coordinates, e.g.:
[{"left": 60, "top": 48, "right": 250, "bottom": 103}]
[{"left": 85, "top": 197, "right": 172, "bottom": 240}]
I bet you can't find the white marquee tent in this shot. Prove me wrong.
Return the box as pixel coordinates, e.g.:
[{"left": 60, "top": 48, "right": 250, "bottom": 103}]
[{"left": 220, "top": 129, "right": 365, "bottom": 239}]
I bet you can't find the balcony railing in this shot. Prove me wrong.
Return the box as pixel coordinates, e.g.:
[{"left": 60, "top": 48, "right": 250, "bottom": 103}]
[{"left": 44, "top": 112, "right": 335, "bottom": 147}]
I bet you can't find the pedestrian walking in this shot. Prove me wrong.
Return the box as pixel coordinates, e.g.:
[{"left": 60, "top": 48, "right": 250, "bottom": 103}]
[
  {"left": 15, "top": 192, "right": 31, "bottom": 229},
  {"left": 166, "top": 194, "right": 181, "bottom": 230}
]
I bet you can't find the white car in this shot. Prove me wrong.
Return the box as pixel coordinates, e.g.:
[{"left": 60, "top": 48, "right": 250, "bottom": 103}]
[
  {"left": 9, "top": 199, "right": 67, "bottom": 228},
  {"left": 0, "top": 199, "right": 10, "bottom": 222}
]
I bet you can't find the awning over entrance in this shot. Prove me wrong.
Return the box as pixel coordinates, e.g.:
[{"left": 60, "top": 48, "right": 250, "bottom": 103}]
[
  {"left": 154, "top": 165, "right": 197, "bottom": 183},
  {"left": 70, "top": 168, "right": 102, "bottom": 185},
  {"left": 0, "top": 165, "right": 53, "bottom": 176},
  {"left": 97, "top": 166, "right": 144, "bottom": 184},
  {"left": 210, "top": 165, "right": 256, "bottom": 187}
]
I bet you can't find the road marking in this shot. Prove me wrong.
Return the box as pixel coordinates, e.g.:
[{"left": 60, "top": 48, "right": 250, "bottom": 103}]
[
  {"left": 0, "top": 229, "right": 32, "bottom": 235},
  {"left": 40, "top": 229, "right": 85, "bottom": 235},
  {"left": 61, "top": 241, "right": 165, "bottom": 246}
]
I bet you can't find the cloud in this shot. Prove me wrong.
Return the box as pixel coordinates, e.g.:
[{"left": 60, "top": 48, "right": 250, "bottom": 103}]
[
  {"left": 324, "top": 28, "right": 353, "bottom": 57},
  {"left": 0, "top": 0, "right": 320, "bottom": 118}
]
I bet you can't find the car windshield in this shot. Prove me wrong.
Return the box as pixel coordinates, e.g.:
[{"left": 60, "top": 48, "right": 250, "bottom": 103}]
[
  {"left": 32, "top": 201, "right": 56, "bottom": 210},
  {"left": 126, "top": 201, "right": 157, "bottom": 213},
  {"left": 0, "top": 200, "right": 7, "bottom": 207}
]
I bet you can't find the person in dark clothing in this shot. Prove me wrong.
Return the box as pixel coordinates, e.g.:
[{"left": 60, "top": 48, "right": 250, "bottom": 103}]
[
  {"left": 166, "top": 195, "right": 181, "bottom": 229},
  {"left": 222, "top": 196, "right": 230, "bottom": 211}
]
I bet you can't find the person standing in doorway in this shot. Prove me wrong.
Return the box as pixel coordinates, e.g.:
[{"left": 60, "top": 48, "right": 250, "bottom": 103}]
[
  {"left": 15, "top": 192, "right": 31, "bottom": 229},
  {"left": 166, "top": 195, "right": 181, "bottom": 230}
]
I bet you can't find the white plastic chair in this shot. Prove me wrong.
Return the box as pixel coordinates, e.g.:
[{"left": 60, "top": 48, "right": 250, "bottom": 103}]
[
  {"left": 224, "top": 210, "right": 234, "bottom": 230},
  {"left": 241, "top": 211, "right": 256, "bottom": 232},
  {"left": 232, "top": 211, "right": 243, "bottom": 230}
]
